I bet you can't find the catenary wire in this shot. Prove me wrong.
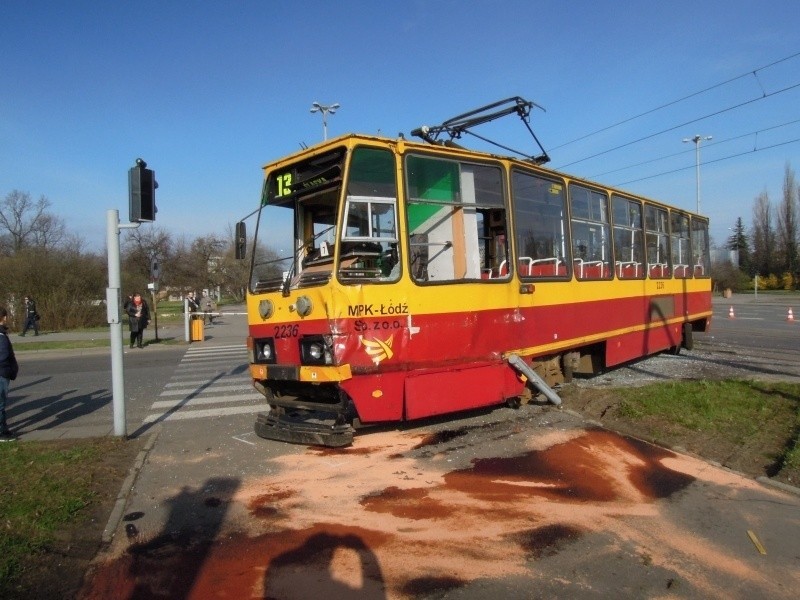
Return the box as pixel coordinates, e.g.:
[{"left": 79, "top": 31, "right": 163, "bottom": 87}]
[{"left": 550, "top": 50, "right": 800, "bottom": 151}]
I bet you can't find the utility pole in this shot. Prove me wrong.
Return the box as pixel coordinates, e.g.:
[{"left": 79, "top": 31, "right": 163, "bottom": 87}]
[{"left": 683, "top": 134, "right": 712, "bottom": 213}]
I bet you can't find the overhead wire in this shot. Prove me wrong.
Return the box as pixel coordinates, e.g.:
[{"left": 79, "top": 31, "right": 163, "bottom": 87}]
[
  {"left": 550, "top": 50, "right": 800, "bottom": 152},
  {"left": 590, "top": 118, "right": 800, "bottom": 179},
  {"left": 557, "top": 80, "right": 800, "bottom": 169},
  {"left": 615, "top": 137, "right": 800, "bottom": 186}
]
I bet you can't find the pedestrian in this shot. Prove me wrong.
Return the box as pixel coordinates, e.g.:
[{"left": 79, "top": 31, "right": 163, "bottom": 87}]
[
  {"left": 0, "top": 307, "right": 20, "bottom": 441},
  {"left": 126, "top": 292, "right": 150, "bottom": 349},
  {"left": 187, "top": 291, "right": 200, "bottom": 314},
  {"left": 20, "top": 295, "right": 39, "bottom": 336},
  {"left": 202, "top": 294, "right": 216, "bottom": 324}
]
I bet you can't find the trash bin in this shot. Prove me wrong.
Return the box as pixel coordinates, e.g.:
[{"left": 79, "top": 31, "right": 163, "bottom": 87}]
[{"left": 190, "top": 317, "right": 204, "bottom": 342}]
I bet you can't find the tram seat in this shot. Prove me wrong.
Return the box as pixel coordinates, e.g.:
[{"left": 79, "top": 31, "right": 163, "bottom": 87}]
[
  {"left": 693, "top": 264, "right": 704, "bottom": 277},
  {"left": 482, "top": 260, "right": 508, "bottom": 279},
  {"left": 518, "top": 257, "right": 533, "bottom": 276},
  {"left": 574, "top": 259, "right": 607, "bottom": 279},
  {"left": 616, "top": 261, "right": 641, "bottom": 278},
  {"left": 648, "top": 263, "right": 668, "bottom": 278},
  {"left": 497, "top": 260, "right": 508, "bottom": 277},
  {"left": 529, "top": 257, "right": 561, "bottom": 276},
  {"left": 673, "top": 264, "right": 689, "bottom": 278}
]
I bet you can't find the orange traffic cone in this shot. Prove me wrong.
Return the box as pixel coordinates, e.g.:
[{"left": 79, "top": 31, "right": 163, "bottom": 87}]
[
  {"left": 728, "top": 306, "right": 735, "bottom": 319},
  {"left": 788, "top": 308, "right": 795, "bottom": 322}
]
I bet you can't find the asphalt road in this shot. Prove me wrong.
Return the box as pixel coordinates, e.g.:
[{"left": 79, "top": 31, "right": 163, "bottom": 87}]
[{"left": 8, "top": 297, "right": 800, "bottom": 598}]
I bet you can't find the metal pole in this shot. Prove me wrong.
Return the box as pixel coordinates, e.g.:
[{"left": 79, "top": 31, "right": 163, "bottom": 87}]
[
  {"left": 694, "top": 141, "right": 701, "bottom": 214},
  {"left": 683, "top": 135, "right": 711, "bottom": 214},
  {"left": 106, "top": 209, "right": 140, "bottom": 437},
  {"left": 106, "top": 210, "right": 126, "bottom": 437}
]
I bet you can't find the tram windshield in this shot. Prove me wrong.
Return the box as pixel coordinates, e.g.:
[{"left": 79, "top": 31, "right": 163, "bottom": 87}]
[{"left": 250, "top": 146, "right": 400, "bottom": 293}]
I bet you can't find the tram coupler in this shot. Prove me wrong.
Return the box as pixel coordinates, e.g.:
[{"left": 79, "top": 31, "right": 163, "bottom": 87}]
[{"left": 255, "top": 410, "right": 355, "bottom": 447}]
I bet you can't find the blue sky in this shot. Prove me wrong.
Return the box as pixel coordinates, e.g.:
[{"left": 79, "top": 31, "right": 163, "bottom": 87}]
[{"left": 2, "top": 1, "right": 799, "bottom": 250}]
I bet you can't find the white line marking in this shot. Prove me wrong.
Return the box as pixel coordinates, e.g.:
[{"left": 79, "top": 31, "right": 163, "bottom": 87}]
[
  {"left": 150, "top": 394, "right": 264, "bottom": 409},
  {"left": 143, "top": 405, "right": 265, "bottom": 424}
]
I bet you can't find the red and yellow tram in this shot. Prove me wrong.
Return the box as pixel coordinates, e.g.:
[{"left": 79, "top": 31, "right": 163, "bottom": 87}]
[{"left": 241, "top": 102, "right": 712, "bottom": 446}]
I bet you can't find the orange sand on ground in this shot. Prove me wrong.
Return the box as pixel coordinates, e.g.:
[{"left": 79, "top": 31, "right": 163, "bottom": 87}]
[{"left": 82, "top": 426, "right": 798, "bottom": 599}]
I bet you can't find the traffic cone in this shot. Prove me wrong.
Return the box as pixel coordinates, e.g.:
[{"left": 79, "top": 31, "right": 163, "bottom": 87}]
[
  {"left": 728, "top": 306, "right": 735, "bottom": 319},
  {"left": 788, "top": 308, "right": 795, "bottom": 322}
]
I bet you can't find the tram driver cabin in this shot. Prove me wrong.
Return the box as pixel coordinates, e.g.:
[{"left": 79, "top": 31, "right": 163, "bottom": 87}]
[{"left": 241, "top": 121, "right": 712, "bottom": 446}]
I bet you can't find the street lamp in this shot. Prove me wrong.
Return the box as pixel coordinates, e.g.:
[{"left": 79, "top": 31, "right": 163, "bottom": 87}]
[
  {"left": 310, "top": 101, "right": 340, "bottom": 140},
  {"left": 682, "top": 134, "right": 712, "bottom": 214}
]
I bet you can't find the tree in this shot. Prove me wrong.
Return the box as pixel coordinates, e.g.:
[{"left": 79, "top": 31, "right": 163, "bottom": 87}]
[
  {"left": 121, "top": 225, "right": 173, "bottom": 295},
  {"left": 750, "top": 190, "right": 774, "bottom": 277},
  {"left": 776, "top": 163, "right": 798, "bottom": 284},
  {"left": 0, "top": 190, "right": 66, "bottom": 254},
  {"left": 725, "top": 217, "right": 751, "bottom": 274}
]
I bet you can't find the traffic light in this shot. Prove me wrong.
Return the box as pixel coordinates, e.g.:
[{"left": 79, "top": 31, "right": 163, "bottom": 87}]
[{"left": 129, "top": 158, "right": 157, "bottom": 222}]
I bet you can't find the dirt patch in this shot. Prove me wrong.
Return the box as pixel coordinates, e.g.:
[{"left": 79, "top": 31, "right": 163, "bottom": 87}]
[
  {"left": 3, "top": 437, "right": 145, "bottom": 600},
  {"left": 557, "top": 357, "right": 800, "bottom": 488}
]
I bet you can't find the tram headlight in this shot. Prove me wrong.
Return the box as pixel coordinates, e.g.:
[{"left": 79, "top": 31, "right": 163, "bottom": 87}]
[
  {"left": 253, "top": 338, "right": 276, "bottom": 364},
  {"left": 300, "top": 335, "right": 333, "bottom": 366}
]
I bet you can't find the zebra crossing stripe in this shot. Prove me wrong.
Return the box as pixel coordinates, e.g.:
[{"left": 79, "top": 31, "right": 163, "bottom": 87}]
[
  {"left": 143, "top": 405, "right": 265, "bottom": 424},
  {"left": 142, "top": 343, "right": 263, "bottom": 424}
]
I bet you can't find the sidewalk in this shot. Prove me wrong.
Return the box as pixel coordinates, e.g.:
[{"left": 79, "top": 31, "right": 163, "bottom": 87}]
[{"left": 12, "top": 306, "right": 248, "bottom": 349}]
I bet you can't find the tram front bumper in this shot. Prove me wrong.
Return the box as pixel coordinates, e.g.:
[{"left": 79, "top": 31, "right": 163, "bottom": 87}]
[
  {"left": 249, "top": 363, "right": 352, "bottom": 383},
  {"left": 255, "top": 410, "right": 354, "bottom": 447}
]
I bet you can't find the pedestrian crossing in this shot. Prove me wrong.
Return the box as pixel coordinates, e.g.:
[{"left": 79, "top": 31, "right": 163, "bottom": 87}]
[{"left": 142, "top": 344, "right": 268, "bottom": 424}]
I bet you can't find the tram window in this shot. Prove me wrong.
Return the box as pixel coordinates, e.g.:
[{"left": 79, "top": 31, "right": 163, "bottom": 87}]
[
  {"left": 670, "top": 212, "right": 692, "bottom": 278},
  {"left": 339, "top": 147, "right": 400, "bottom": 282},
  {"left": 691, "top": 217, "right": 711, "bottom": 277},
  {"left": 611, "top": 195, "right": 645, "bottom": 279},
  {"left": 511, "top": 170, "right": 570, "bottom": 279},
  {"left": 645, "top": 205, "right": 671, "bottom": 279},
  {"left": 406, "top": 155, "right": 506, "bottom": 283},
  {"left": 569, "top": 184, "right": 611, "bottom": 280}
]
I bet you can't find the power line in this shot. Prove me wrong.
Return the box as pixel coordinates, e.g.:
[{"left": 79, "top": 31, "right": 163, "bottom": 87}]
[
  {"left": 614, "top": 137, "right": 800, "bottom": 186},
  {"left": 590, "top": 118, "right": 800, "bottom": 178},
  {"left": 551, "top": 50, "right": 800, "bottom": 151},
  {"left": 557, "top": 80, "right": 800, "bottom": 169}
]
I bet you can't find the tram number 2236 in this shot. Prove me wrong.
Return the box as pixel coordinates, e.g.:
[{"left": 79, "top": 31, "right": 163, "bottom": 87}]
[{"left": 275, "top": 324, "right": 299, "bottom": 338}]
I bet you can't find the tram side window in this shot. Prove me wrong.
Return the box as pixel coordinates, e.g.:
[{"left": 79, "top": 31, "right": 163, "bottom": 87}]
[
  {"left": 339, "top": 147, "right": 400, "bottom": 282},
  {"left": 645, "top": 205, "right": 671, "bottom": 279},
  {"left": 569, "top": 184, "right": 611, "bottom": 280},
  {"left": 406, "top": 154, "right": 506, "bottom": 283},
  {"left": 511, "top": 170, "right": 570, "bottom": 278},
  {"left": 611, "top": 195, "right": 645, "bottom": 279},
  {"left": 691, "top": 217, "right": 711, "bottom": 277},
  {"left": 670, "top": 212, "right": 692, "bottom": 279}
]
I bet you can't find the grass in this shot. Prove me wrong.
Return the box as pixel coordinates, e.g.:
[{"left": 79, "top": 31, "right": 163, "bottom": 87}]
[
  {"left": 617, "top": 379, "right": 800, "bottom": 469},
  {"left": 0, "top": 438, "right": 125, "bottom": 585}
]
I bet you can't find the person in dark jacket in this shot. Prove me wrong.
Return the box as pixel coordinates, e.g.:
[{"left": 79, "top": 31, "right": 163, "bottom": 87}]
[
  {"left": 126, "top": 293, "right": 150, "bottom": 349},
  {"left": 0, "top": 306, "right": 20, "bottom": 440},
  {"left": 21, "top": 295, "right": 39, "bottom": 336}
]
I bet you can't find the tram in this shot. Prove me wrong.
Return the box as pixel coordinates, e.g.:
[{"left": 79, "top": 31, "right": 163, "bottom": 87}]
[{"left": 239, "top": 98, "right": 712, "bottom": 446}]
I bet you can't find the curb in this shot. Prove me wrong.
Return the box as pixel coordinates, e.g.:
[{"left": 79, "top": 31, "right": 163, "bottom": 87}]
[
  {"left": 756, "top": 475, "right": 800, "bottom": 496},
  {"left": 101, "top": 428, "right": 161, "bottom": 544}
]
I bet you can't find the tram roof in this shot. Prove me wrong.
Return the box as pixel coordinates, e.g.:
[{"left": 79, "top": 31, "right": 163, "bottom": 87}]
[{"left": 262, "top": 133, "right": 706, "bottom": 219}]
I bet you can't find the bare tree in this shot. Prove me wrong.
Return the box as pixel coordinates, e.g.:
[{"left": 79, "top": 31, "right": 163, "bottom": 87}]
[
  {"left": 121, "top": 225, "right": 173, "bottom": 294},
  {"left": 0, "top": 190, "right": 66, "bottom": 253}
]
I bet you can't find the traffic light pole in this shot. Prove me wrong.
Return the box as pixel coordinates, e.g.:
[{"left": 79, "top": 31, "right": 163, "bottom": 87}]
[{"left": 106, "top": 209, "right": 141, "bottom": 437}]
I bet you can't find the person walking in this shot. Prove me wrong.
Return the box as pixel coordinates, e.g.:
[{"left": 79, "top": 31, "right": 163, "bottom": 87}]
[
  {"left": 20, "top": 295, "right": 39, "bottom": 336},
  {"left": 126, "top": 292, "right": 150, "bottom": 349},
  {"left": 0, "top": 307, "right": 20, "bottom": 441}
]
